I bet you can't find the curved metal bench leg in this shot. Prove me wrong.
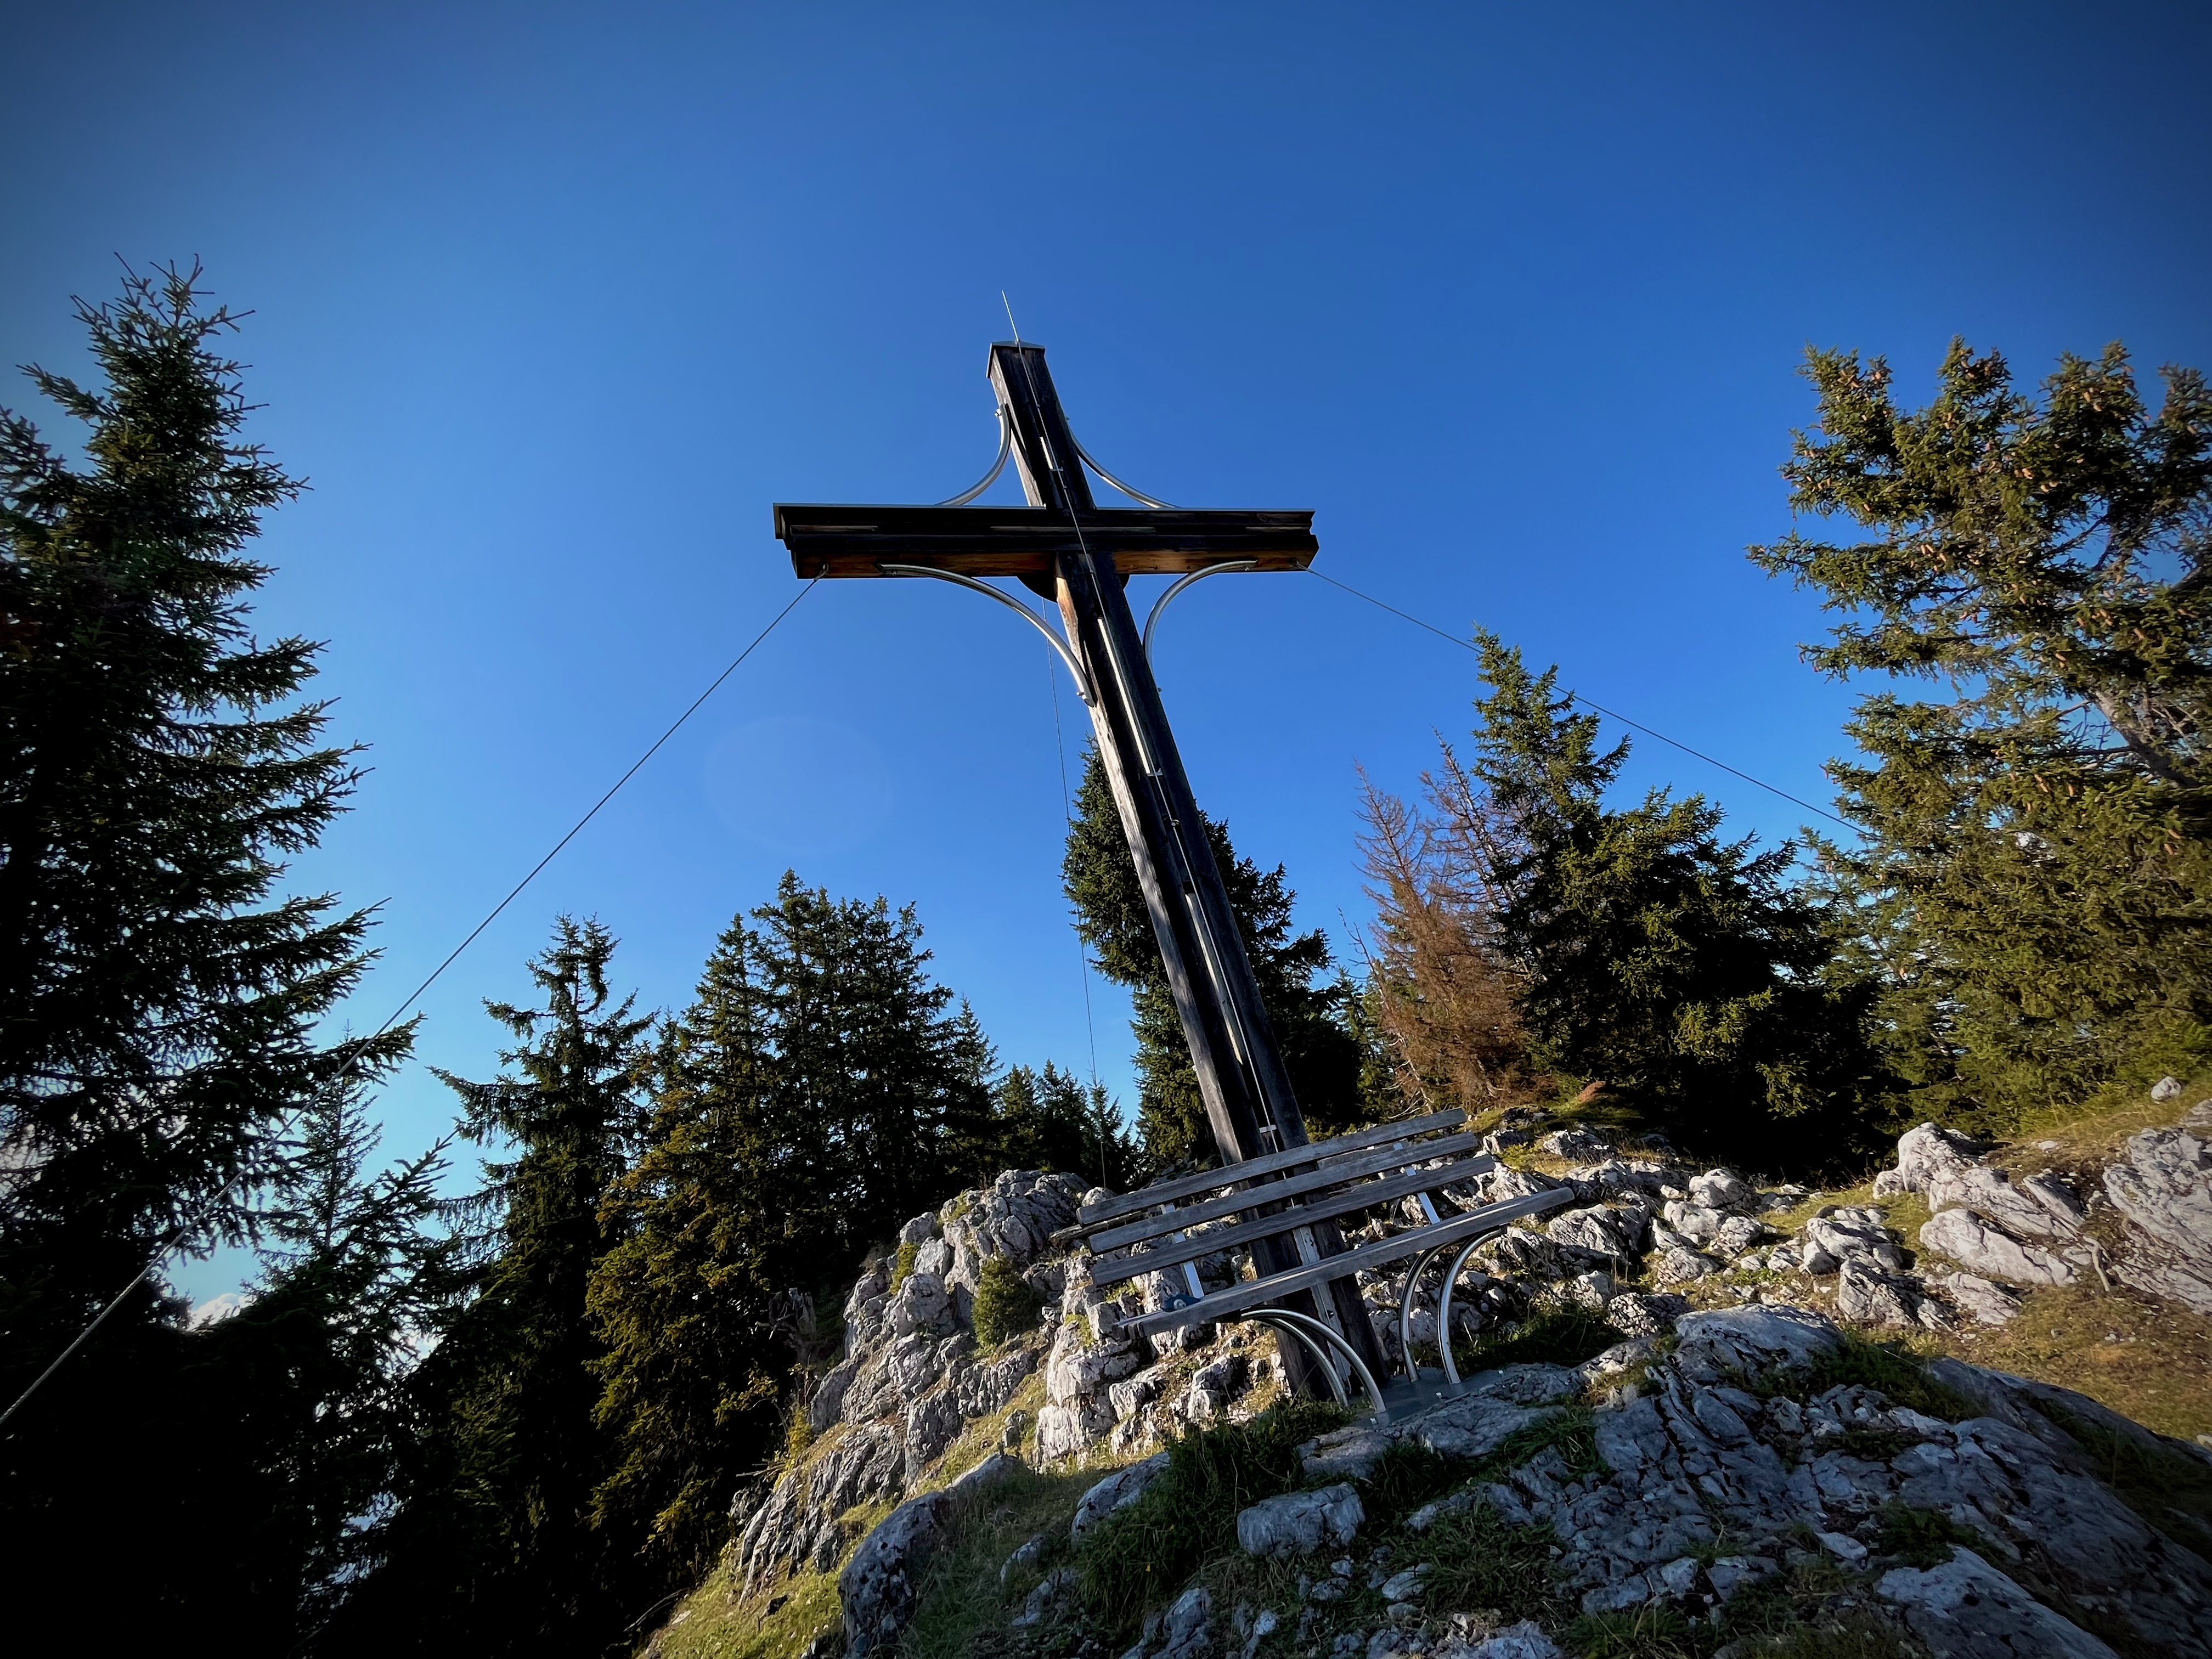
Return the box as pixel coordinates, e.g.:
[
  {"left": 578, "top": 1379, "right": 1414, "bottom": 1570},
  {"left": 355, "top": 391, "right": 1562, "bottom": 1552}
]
[
  {"left": 1239, "top": 1312, "right": 1348, "bottom": 1410},
  {"left": 1434, "top": 1228, "right": 1506, "bottom": 1395},
  {"left": 1397, "top": 1243, "right": 1451, "bottom": 1386},
  {"left": 1261, "top": 1308, "right": 1390, "bottom": 1423}
]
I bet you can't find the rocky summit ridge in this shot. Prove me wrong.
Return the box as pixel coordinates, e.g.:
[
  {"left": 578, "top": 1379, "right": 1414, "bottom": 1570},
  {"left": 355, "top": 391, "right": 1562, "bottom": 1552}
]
[{"left": 715, "top": 1105, "right": 2212, "bottom": 1659}]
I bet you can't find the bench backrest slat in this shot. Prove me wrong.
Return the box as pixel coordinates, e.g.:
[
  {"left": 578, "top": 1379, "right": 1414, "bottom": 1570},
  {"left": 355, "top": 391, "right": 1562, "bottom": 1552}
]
[
  {"left": 1118, "top": 1186, "right": 1577, "bottom": 1340},
  {"left": 1075, "top": 1108, "right": 1466, "bottom": 1227},
  {"left": 1088, "top": 1150, "right": 1504, "bottom": 1291},
  {"left": 1087, "top": 1132, "right": 1491, "bottom": 1254}
]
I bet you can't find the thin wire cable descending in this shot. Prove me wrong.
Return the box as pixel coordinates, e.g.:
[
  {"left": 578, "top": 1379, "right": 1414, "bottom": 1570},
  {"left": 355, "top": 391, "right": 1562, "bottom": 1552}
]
[
  {"left": 1306, "top": 568, "right": 1850, "bottom": 830},
  {"left": 0, "top": 579, "right": 820, "bottom": 1432},
  {"left": 1046, "top": 651, "right": 1101, "bottom": 1090}
]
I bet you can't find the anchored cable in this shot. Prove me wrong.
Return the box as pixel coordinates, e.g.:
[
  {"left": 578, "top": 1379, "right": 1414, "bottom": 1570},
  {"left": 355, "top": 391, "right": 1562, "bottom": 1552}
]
[
  {"left": 1045, "top": 648, "right": 1101, "bottom": 1092},
  {"left": 0, "top": 580, "right": 820, "bottom": 1432},
  {"left": 1306, "top": 568, "right": 1851, "bottom": 830}
]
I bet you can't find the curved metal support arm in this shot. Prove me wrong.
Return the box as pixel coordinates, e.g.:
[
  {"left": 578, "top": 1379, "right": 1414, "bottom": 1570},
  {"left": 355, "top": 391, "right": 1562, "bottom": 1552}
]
[
  {"left": 1239, "top": 1311, "right": 1348, "bottom": 1410},
  {"left": 935, "top": 405, "right": 1012, "bottom": 506},
  {"left": 1434, "top": 1228, "right": 1508, "bottom": 1395},
  {"left": 1074, "top": 436, "right": 1178, "bottom": 510},
  {"left": 1249, "top": 1307, "right": 1390, "bottom": 1421},
  {"left": 877, "top": 563, "right": 1093, "bottom": 706},
  {"left": 1142, "top": 561, "right": 1260, "bottom": 661},
  {"left": 1398, "top": 1242, "right": 1454, "bottom": 1385}
]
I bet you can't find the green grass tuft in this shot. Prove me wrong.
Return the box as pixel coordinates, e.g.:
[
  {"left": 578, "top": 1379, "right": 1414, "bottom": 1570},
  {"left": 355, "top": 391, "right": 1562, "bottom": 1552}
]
[
  {"left": 894, "top": 1462, "right": 1096, "bottom": 1659},
  {"left": 1568, "top": 1604, "right": 1701, "bottom": 1658},
  {"left": 1356, "top": 1438, "right": 1467, "bottom": 1530},
  {"left": 890, "top": 1242, "right": 920, "bottom": 1294},
  {"left": 1415, "top": 1499, "right": 1573, "bottom": 1629},
  {"left": 1076, "top": 1398, "right": 1348, "bottom": 1632},
  {"left": 971, "top": 1255, "right": 1045, "bottom": 1348},
  {"left": 1764, "top": 1331, "right": 1979, "bottom": 1422},
  {"left": 1482, "top": 1406, "right": 1602, "bottom": 1481},
  {"left": 1872, "top": 1502, "right": 1984, "bottom": 1569}
]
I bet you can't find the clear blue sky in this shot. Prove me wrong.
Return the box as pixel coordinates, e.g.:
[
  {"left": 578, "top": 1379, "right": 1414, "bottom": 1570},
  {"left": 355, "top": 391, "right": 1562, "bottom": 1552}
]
[{"left": 4, "top": 3, "right": 2207, "bottom": 1303}]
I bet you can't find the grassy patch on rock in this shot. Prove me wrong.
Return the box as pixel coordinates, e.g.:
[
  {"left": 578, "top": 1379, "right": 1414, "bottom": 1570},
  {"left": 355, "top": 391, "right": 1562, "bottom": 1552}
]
[
  {"left": 650, "top": 1548, "right": 847, "bottom": 1659},
  {"left": 898, "top": 1463, "right": 1101, "bottom": 1659},
  {"left": 1077, "top": 1398, "right": 1350, "bottom": 1630},
  {"left": 1416, "top": 1500, "right": 1575, "bottom": 1630},
  {"left": 1754, "top": 1329, "right": 1979, "bottom": 1422},
  {"left": 971, "top": 1256, "right": 1046, "bottom": 1346}
]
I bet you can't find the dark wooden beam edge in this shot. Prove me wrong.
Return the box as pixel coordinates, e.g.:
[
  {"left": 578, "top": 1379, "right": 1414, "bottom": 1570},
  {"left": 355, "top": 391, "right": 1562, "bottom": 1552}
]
[{"left": 772, "top": 504, "right": 1318, "bottom": 579}]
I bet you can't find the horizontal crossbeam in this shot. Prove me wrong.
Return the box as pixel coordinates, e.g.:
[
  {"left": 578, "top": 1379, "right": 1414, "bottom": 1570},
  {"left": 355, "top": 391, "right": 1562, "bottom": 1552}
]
[{"left": 772, "top": 504, "right": 1318, "bottom": 578}]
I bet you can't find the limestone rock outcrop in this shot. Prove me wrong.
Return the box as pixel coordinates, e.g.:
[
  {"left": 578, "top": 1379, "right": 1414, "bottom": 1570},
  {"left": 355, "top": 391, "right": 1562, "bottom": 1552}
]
[
  {"left": 2106, "top": 1126, "right": 2212, "bottom": 1313},
  {"left": 737, "top": 1169, "right": 1082, "bottom": 1590}
]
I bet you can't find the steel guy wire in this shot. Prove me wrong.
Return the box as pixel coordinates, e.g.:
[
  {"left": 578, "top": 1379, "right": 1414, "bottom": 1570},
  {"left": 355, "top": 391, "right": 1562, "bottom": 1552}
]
[
  {"left": 1045, "top": 646, "right": 1102, "bottom": 1092},
  {"left": 1, "top": 579, "right": 820, "bottom": 1431},
  {"left": 1305, "top": 568, "right": 1852, "bottom": 830}
]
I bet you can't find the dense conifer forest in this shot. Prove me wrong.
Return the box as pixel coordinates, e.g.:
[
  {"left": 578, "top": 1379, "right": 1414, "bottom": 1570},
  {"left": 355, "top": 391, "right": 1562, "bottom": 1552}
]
[{"left": 3, "top": 270, "right": 2207, "bottom": 1651}]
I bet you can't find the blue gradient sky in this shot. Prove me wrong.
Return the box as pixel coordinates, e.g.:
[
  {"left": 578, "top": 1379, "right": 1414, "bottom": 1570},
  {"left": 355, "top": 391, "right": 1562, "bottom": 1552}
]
[{"left": 3, "top": 4, "right": 2206, "bottom": 1303}]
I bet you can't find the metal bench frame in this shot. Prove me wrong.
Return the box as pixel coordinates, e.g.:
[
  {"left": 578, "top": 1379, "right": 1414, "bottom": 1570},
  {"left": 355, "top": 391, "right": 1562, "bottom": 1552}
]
[{"left": 1057, "top": 1109, "right": 1576, "bottom": 1420}]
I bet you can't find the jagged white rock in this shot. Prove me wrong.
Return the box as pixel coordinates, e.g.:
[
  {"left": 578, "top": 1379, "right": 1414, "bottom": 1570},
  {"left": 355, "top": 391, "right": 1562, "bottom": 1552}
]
[
  {"left": 1926, "top": 1163, "right": 2085, "bottom": 1243},
  {"left": 1877, "top": 1547, "right": 2119, "bottom": 1657},
  {"left": 2105, "top": 1127, "right": 2212, "bottom": 1314},
  {"left": 1235, "top": 1483, "right": 1365, "bottom": 1556},
  {"left": 1069, "top": 1450, "right": 1170, "bottom": 1541},
  {"left": 1925, "top": 1269, "right": 2022, "bottom": 1327},
  {"left": 1546, "top": 1204, "right": 1641, "bottom": 1256},
  {"left": 1891, "top": 1122, "right": 1988, "bottom": 1194},
  {"left": 838, "top": 1491, "right": 950, "bottom": 1658},
  {"left": 1688, "top": 1170, "right": 1756, "bottom": 1212},
  {"left": 1919, "top": 1208, "right": 2078, "bottom": 1286}
]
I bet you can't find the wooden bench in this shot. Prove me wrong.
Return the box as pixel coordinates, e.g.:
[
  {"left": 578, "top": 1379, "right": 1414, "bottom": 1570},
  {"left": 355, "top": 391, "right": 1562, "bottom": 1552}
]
[{"left": 1054, "top": 1109, "right": 1577, "bottom": 1419}]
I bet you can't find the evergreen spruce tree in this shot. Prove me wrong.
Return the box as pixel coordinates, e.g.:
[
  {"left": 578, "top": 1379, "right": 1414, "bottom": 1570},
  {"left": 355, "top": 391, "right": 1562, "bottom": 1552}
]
[
  {"left": 1751, "top": 341, "right": 2212, "bottom": 1127},
  {"left": 1062, "top": 749, "right": 1362, "bottom": 1167},
  {"left": 0, "top": 268, "right": 404, "bottom": 1631},
  {"left": 988, "top": 1060, "right": 1138, "bottom": 1189},
  {"left": 585, "top": 916, "right": 789, "bottom": 1584},
  {"left": 584, "top": 876, "right": 1001, "bottom": 1589},
  {"left": 349, "top": 918, "right": 651, "bottom": 1654},
  {"left": 1461, "top": 634, "right": 1887, "bottom": 1168},
  {"left": 189, "top": 1086, "right": 455, "bottom": 1645},
  {"left": 687, "top": 874, "right": 1000, "bottom": 1266}
]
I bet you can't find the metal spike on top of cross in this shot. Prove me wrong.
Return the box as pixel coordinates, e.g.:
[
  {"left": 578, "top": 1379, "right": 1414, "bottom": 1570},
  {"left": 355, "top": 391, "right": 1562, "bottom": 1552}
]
[{"left": 773, "top": 342, "right": 1389, "bottom": 1385}]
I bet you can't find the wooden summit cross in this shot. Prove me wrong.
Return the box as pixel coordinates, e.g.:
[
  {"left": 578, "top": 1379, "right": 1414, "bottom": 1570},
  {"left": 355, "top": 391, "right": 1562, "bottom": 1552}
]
[{"left": 774, "top": 341, "right": 1392, "bottom": 1385}]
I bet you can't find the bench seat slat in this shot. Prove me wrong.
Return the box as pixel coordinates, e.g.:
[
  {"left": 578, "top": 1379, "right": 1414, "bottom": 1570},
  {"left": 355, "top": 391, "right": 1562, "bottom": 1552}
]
[
  {"left": 1086, "top": 1132, "right": 1491, "bottom": 1254},
  {"left": 1116, "top": 1186, "right": 1578, "bottom": 1341},
  {"left": 1074, "top": 1109, "right": 1466, "bottom": 1227},
  {"left": 1088, "top": 1152, "right": 1502, "bottom": 1289}
]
